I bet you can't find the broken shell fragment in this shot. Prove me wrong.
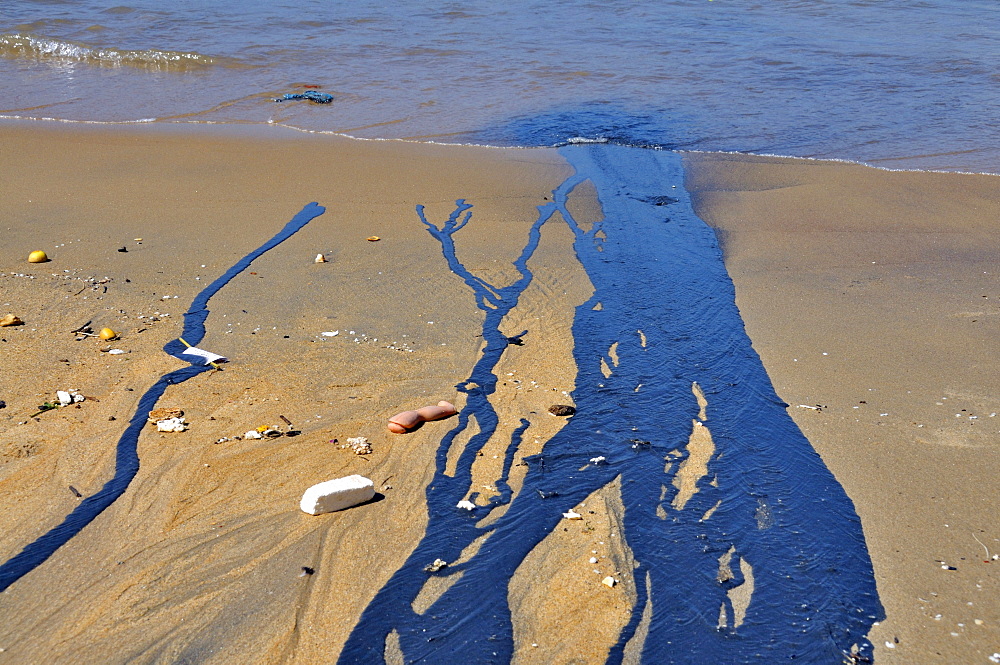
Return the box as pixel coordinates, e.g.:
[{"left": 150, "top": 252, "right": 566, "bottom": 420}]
[
  {"left": 0, "top": 314, "right": 23, "bottom": 327},
  {"left": 98, "top": 327, "right": 118, "bottom": 340},
  {"left": 27, "top": 250, "right": 49, "bottom": 263},
  {"left": 602, "top": 576, "right": 617, "bottom": 588},
  {"left": 342, "top": 437, "right": 372, "bottom": 455},
  {"left": 387, "top": 400, "right": 458, "bottom": 433},
  {"left": 548, "top": 404, "right": 576, "bottom": 417},
  {"left": 424, "top": 558, "right": 448, "bottom": 573},
  {"left": 563, "top": 510, "right": 583, "bottom": 520},
  {"left": 148, "top": 407, "right": 183, "bottom": 423},
  {"left": 456, "top": 499, "right": 476, "bottom": 510},
  {"left": 314, "top": 253, "right": 327, "bottom": 263},
  {"left": 366, "top": 236, "right": 380, "bottom": 242}
]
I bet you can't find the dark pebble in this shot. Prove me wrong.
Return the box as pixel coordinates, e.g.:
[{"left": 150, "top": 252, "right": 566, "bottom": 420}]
[
  {"left": 0, "top": 400, "right": 6, "bottom": 409},
  {"left": 548, "top": 404, "right": 576, "bottom": 417}
]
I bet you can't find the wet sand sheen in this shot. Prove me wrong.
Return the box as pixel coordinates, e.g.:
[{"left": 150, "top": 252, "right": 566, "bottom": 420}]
[{"left": 0, "top": 123, "right": 995, "bottom": 663}]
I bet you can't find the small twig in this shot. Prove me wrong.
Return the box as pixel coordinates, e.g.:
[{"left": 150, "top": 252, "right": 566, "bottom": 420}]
[
  {"left": 70, "top": 320, "right": 92, "bottom": 333},
  {"left": 68, "top": 486, "right": 82, "bottom": 498},
  {"left": 73, "top": 286, "right": 88, "bottom": 296}
]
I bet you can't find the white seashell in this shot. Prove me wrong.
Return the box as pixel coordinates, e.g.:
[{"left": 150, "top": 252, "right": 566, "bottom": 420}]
[
  {"left": 244, "top": 430, "right": 263, "bottom": 439},
  {"left": 72, "top": 393, "right": 85, "bottom": 403},
  {"left": 108, "top": 349, "right": 126, "bottom": 355},
  {"left": 315, "top": 253, "right": 327, "bottom": 263},
  {"left": 456, "top": 500, "right": 476, "bottom": 510},
  {"left": 563, "top": 510, "right": 583, "bottom": 520},
  {"left": 602, "top": 576, "right": 617, "bottom": 588}
]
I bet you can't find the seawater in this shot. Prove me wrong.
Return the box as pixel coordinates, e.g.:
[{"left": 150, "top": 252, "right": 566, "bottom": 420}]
[{"left": 2, "top": 0, "right": 998, "bottom": 172}]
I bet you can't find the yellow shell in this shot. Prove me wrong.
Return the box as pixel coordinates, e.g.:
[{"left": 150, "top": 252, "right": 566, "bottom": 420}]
[
  {"left": 366, "top": 236, "right": 381, "bottom": 242},
  {"left": 27, "top": 250, "right": 49, "bottom": 263},
  {"left": 98, "top": 327, "right": 118, "bottom": 340}
]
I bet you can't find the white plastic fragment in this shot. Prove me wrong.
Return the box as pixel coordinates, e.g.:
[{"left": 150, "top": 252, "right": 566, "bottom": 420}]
[
  {"left": 108, "top": 348, "right": 126, "bottom": 355},
  {"left": 589, "top": 456, "right": 606, "bottom": 464},
  {"left": 181, "top": 346, "right": 227, "bottom": 365},
  {"left": 456, "top": 500, "right": 476, "bottom": 510},
  {"left": 321, "top": 331, "right": 339, "bottom": 337},
  {"left": 300, "top": 474, "right": 375, "bottom": 515},
  {"left": 244, "top": 430, "right": 264, "bottom": 440},
  {"left": 56, "top": 390, "right": 73, "bottom": 406},
  {"left": 72, "top": 393, "right": 85, "bottom": 403},
  {"left": 156, "top": 417, "right": 187, "bottom": 432},
  {"left": 563, "top": 510, "right": 583, "bottom": 520}
]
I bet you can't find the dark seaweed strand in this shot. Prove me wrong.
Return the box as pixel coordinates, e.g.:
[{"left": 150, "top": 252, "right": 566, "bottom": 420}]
[
  {"left": 340, "top": 145, "right": 882, "bottom": 664},
  {"left": 0, "top": 203, "right": 326, "bottom": 594}
]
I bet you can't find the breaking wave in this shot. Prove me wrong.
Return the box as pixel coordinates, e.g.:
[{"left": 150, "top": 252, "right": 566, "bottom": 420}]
[{"left": 0, "top": 33, "right": 226, "bottom": 70}]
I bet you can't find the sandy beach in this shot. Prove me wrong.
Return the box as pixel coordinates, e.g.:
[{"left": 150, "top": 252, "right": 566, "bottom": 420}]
[{"left": 1, "top": 124, "right": 997, "bottom": 663}]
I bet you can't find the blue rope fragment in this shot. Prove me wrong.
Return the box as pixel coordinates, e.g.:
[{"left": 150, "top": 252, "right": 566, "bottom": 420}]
[{"left": 274, "top": 91, "right": 333, "bottom": 104}]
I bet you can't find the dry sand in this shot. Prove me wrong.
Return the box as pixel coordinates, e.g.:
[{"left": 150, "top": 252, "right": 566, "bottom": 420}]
[
  {"left": 686, "top": 152, "right": 1000, "bottom": 664},
  {"left": 0, "top": 123, "right": 996, "bottom": 664}
]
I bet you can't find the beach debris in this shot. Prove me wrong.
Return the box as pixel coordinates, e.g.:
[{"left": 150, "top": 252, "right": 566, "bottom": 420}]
[
  {"left": 548, "top": 404, "right": 576, "bottom": 417},
  {"left": 299, "top": 566, "right": 315, "bottom": 577},
  {"left": 342, "top": 436, "right": 373, "bottom": 455},
  {"left": 602, "top": 576, "right": 617, "bottom": 588},
  {"left": 107, "top": 349, "right": 126, "bottom": 355},
  {"left": 387, "top": 400, "right": 458, "bottom": 433},
  {"left": 300, "top": 474, "right": 375, "bottom": 515},
  {"left": 70, "top": 320, "right": 93, "bottom": 334},
  {"left": 257, "top": 425, "right": 284, "bottom": 438},
  {"left": 27, "top": 250, "right": 49, "bottom": 263},
  {"left": 630, "top": 439, "right": 651, "bottom": 449},
  {"left": 56, "top": 390, "right": 85, "bottom": 406},
  {"left": 244, "top": 430, "right": 264, "bottom": 440},
  {"left": 275, "top": 91, "right": 334, "bottom": 104},
  {"left": 589, "top": 557, "right": 599, "bottom": 564},
  {"left": 0, "top": 314, "right": 23, "bottom": 327},
  {"left": 366, "top": 236, "right": 380, "bottom": 242},
  {"left": 149, "top": 408, "right": 184, "bottom": 422},
  {"left": 796, "top": 404, "right": 823, "bottom": 412},
  {"left": 424, "top": 558, "right": 449, "bottom": 573},
  {"left": 156, "top": 417, "right": 188, "bottom": 432},
  {"left": 98, "top": 327, "right": 118, "bottom": 340},
  {"left": 180, "top": 345, "right": 227, "bottom": 366},
  {"left": 117, "top": 246, "right": 128, "bottom": 252},
  {"left": 456, "top": 499, "right": 476, "bottom": 510},
  {"left": 314, "top": 253, "right": 328, "bottom": 263},
  {"left": 0, "top": 400, "right": 6, "bottom": 409},
  {"left": 589, "top": 456, "right": 607, "bottom": 464},
  {"left": 68, "top": 485, "right": 82, "bottom": 498},
  {"left": 563, "top": 509, "right": 583, "bottom": 520}
]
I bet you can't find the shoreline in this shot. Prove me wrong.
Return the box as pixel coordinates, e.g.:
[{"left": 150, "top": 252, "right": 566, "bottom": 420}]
[
  {"left": 1, "top": 122, "right": 996, "bottom": 663},
  {"left": 5, "top": 116, "right": 1000, "bottom": 177}
]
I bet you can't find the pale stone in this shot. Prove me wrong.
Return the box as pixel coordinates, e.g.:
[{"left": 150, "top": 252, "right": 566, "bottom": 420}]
[
  {"left": 300, "top": 475, "right": 375, "bottom": 515},
  {"left": 156, "top": 417, "right": 187, "bottom": 432}
]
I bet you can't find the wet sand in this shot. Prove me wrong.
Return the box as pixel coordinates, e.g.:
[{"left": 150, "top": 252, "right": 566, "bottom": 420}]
[
  {"left": 0, "top": 123, "right": 996, "bottom": 663},
  {"left": 686, "top": 152, "right": 1000, "bottom": 665}
]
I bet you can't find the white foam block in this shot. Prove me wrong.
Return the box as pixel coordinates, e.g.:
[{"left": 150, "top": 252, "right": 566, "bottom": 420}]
[{"left": 300, "top": 475, "right": 375, "bottom": 515}]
